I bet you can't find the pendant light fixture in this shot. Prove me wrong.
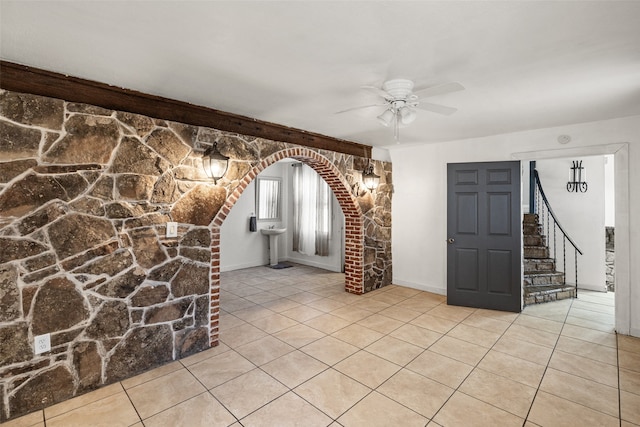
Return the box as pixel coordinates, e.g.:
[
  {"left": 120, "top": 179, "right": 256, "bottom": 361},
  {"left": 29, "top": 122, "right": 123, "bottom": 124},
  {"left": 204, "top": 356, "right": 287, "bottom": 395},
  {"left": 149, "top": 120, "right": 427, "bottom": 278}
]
[{"left": 202, "top": 142, "right": 229, "bottom": 183}]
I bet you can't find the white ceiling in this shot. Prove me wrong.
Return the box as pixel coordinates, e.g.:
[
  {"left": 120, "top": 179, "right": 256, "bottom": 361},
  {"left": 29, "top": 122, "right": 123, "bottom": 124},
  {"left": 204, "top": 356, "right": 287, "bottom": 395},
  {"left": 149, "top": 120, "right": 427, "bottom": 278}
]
[{"left": 2, "top": 1, "right": 640, "bottom": 149}]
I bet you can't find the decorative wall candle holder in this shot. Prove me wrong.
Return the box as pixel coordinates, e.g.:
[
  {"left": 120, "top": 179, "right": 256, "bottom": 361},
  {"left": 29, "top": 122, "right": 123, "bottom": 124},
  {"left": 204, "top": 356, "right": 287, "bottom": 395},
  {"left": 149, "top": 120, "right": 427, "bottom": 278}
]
[{"left": 567, "top": 160, "right": 588, "bottom": 193}]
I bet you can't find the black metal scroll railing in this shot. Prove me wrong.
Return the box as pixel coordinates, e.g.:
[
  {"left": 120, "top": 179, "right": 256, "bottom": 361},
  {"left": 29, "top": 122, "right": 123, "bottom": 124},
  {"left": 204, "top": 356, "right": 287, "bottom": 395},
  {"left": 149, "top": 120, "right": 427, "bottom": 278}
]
[{"left": 531, "top": 167, "right": 583, "bottom": 297}]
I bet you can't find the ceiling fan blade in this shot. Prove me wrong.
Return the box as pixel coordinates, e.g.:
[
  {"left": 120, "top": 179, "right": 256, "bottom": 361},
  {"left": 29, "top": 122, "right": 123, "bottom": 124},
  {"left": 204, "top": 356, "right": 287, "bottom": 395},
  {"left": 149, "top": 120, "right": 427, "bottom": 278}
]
[
  {"left": 335, "top": 104, "right": 387, "bottom": 114},
  {"left": 361, "top": 85, "right": 394, "bottom": 100},
  {"left": 413, "top": 82, "right": 465, "bottom": 98},
  {"left": 415, "top": 102, "right": 458, "bottom": 116}
]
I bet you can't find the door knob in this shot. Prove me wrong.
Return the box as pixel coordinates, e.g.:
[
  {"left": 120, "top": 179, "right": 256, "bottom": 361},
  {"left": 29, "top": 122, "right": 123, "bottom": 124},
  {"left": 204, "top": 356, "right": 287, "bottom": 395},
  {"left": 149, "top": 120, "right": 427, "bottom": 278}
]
[{"left": 447, "top": 238, "right": 455, "bottom": 244}]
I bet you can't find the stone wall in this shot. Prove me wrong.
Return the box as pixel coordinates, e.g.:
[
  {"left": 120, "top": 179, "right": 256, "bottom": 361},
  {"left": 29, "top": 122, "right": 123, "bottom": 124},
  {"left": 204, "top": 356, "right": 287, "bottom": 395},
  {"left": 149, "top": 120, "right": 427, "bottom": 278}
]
[{"left": 0, "top": 90, "right": 392, "bottom": 421}]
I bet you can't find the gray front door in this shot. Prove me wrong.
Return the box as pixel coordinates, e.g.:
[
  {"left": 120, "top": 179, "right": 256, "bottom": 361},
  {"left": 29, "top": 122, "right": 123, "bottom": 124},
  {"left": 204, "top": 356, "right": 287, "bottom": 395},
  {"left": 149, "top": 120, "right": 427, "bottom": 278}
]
[{"left": 447, "top": 161, "right": 522, "bottom": 312}]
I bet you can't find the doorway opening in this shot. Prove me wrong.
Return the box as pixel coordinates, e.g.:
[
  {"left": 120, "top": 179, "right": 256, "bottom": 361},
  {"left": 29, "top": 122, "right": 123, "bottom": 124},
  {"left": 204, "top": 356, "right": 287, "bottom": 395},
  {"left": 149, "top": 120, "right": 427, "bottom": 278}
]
[
  {"left": 523, "top": 155, "right": 616, "bottom": 332},
  {"left": 208, "top": 148, "right": 365, "bottom": 344},
  {"left": 513, "top": 143, "right": 629, "bottom": 335}
]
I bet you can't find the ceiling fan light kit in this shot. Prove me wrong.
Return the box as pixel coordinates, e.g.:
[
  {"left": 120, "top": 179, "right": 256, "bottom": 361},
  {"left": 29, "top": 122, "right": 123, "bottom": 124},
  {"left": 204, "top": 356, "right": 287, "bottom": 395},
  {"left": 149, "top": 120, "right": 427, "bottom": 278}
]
[
  {"left": 400, "top": 107, "right": 417, "bottom": 124},
  {"left": 376, "top": 109, "right": 395, "bottom": 127},
  {"left": 341, "top": 78, "right": 465, "bottom": 142}
]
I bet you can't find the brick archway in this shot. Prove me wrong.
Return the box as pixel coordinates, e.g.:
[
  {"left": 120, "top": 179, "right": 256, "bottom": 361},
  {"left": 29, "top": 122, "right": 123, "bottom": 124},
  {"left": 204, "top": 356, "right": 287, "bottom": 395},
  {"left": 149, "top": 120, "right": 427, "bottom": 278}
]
[{"left": 208, "top": 148, "right": 365, "bottom": 344}]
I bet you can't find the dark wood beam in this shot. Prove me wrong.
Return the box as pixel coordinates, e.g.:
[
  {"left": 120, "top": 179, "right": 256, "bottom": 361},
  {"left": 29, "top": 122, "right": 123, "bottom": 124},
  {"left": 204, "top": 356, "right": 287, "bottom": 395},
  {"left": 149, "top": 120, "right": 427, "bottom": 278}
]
[{"left": 0, "top": 61, "right": 371, "bottom": 158}]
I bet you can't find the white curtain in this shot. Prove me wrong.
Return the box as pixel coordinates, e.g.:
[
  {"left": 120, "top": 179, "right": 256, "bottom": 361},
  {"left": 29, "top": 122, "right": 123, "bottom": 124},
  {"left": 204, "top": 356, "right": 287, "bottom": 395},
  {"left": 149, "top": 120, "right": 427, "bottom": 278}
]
[
  {"left": 292, "top": 164, "right": 332, "bottom": 256},
  {"left": 315, "top": 173, "right": 331, "bottom": 256}
]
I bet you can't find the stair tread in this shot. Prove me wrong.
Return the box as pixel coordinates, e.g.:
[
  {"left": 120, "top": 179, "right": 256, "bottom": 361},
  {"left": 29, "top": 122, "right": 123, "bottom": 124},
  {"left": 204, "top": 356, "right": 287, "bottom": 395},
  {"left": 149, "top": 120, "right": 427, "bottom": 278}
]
[
  {"left": 524, "top": 285, "right": 575, "bottom": 294},
  {"left": 525, "top": 284, "right": 567, "bottom": 289},
  {"left": 524, "top": 271, "right": 564, "bottom": 276},
  {"left": 524, "top": 272, "right": 561, "bottom": 276}
]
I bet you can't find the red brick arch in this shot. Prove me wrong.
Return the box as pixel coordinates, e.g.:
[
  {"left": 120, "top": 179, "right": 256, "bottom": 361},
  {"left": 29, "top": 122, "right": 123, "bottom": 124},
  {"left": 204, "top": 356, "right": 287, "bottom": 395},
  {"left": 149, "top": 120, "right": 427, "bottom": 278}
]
[{"left": 208, "top": 148, "right": 364, "bottom": 344}]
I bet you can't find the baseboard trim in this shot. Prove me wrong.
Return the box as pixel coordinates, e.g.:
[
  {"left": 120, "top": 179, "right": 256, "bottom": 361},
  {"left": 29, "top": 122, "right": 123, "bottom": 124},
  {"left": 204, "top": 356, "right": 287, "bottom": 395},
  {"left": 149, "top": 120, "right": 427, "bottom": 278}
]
[
  {"left": 283, "top": 257, "right": 342, "bottom": 273},
  {"left": 220, "top": 261, "right": 265, "bottom": 273},
  {"left": 392, "top": 279, "right": 446, "bottom": 296}
]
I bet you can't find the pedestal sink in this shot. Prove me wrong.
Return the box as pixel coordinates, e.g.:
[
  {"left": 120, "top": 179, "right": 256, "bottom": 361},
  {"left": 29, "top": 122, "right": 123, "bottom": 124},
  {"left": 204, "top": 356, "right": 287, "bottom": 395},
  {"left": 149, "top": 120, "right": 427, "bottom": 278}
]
[{"left": 260, "top": 228, "right": 286, "bottom": 266}]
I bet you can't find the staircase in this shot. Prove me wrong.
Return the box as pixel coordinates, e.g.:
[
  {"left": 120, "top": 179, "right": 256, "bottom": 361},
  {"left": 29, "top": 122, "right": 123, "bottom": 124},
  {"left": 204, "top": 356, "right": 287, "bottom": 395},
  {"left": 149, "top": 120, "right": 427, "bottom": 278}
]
[{"left": 523, "top": 213, "right": 576, "bottom": 305}]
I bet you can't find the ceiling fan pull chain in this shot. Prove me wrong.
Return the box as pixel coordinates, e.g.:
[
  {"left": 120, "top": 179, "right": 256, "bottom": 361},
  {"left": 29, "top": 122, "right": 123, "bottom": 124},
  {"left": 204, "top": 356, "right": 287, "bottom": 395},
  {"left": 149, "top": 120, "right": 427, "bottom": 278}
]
[{"left": 394, "top": 110, "right": 400, "bottom": 142}]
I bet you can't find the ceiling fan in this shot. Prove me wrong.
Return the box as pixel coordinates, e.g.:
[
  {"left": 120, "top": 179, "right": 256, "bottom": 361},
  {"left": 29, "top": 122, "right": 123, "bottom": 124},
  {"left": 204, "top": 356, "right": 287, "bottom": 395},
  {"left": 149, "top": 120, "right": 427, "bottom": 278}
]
[{"left": 337, "top": 79, "right": 465, "bottom": 142}]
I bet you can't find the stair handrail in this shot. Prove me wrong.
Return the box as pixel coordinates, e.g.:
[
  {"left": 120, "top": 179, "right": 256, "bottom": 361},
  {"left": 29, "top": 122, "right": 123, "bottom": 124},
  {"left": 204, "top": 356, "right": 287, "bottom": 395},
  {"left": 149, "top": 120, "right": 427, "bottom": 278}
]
[{"left": 533, "top": 170, "right": 583, "bottom": 256}]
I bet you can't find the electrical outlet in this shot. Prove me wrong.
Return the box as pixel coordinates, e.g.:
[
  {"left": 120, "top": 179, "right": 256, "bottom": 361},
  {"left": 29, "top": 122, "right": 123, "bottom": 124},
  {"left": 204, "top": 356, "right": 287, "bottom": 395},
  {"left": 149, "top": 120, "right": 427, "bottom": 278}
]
[
  {"left": 34, "top": 333, "right": 51, "bottom": 354},
  {"left": 166, "top": 222, "right": 178, "bottom": 238}
]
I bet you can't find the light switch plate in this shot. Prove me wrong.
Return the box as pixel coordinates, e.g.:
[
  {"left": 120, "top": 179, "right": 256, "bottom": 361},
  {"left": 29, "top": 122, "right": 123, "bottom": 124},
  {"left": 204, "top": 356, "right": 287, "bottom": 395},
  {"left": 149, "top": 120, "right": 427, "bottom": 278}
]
[{"left": 166, "top": 222, "right": 178, "bottom": 238}]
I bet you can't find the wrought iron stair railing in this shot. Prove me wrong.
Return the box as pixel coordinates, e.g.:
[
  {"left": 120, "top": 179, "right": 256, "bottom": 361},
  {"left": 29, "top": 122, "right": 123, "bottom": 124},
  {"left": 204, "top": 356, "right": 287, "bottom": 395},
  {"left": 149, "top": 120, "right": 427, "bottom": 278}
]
[{"left": 530, "top": 166, "right": 583, "bottom": 297}]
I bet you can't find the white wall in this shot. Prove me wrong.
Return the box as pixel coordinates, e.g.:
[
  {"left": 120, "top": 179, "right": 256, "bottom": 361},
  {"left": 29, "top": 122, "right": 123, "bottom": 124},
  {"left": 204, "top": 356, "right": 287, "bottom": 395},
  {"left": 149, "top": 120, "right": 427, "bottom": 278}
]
[
  {"left": 389, "top": 115, "right": 640, "bottom": 336},
  {"left": 535, "top": 156, "right": 606, "bottom": 291},
  {"left": 220, "top": 162, "right": 287, "bottom": 271},
  {"left": 221, "top": 161, "right": 345, "bottom": 273},
  {"left": 372, "top": 146, "right": 392, "bottom": 162}
]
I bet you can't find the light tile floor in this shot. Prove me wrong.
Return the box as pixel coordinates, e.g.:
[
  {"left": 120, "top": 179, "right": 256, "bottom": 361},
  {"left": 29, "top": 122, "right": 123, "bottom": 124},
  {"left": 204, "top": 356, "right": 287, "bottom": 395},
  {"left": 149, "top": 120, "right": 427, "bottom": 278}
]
[{"left": 5, "top": 264, "right": 640, "bottom": 427}]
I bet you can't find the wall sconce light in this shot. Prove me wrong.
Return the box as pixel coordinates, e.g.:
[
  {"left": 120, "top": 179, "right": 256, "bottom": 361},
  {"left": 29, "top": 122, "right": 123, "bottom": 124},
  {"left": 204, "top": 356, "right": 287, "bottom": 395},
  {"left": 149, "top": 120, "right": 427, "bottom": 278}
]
[
  {"left": 362, "top": 161, "right": 380, "bottom": 191},
  {"left": 567, "top": 160, "right": 587, "bottom": 193},
  {"left": 202, "top": 142, "right": 229, "bottom": 183}
]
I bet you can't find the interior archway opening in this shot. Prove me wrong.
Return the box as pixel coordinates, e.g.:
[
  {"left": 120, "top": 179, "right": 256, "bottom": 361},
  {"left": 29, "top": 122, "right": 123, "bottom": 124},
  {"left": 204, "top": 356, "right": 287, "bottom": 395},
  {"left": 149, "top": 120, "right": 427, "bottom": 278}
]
[{"left": 208, "top": 149, "right": 365, "bottom": 345}]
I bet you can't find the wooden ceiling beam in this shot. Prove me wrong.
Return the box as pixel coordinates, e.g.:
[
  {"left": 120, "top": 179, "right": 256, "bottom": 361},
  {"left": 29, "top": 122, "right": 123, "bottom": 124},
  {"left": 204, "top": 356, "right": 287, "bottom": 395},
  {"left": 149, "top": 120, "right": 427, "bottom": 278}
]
[{"left": 0, "top": 61, "right": 371, "bottom": 158}]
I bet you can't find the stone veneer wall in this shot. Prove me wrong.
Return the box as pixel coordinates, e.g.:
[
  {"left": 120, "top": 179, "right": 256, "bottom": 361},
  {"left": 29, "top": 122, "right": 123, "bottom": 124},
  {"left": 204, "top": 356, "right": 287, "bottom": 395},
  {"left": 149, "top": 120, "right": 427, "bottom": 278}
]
[{"left": 0, "top": 90, "right": 392, "bottom": 421}]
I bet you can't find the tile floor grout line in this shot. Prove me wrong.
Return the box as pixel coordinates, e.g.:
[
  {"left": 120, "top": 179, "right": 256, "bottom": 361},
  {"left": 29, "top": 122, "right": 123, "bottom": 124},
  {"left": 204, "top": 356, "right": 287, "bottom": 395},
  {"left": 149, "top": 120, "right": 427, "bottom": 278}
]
[
  {"left": 532, "top": 387, "right": 622, "bottom": 423},
  {"left": 543, "top": 347, "right": 620, "bottom": 386},
  {"left": 222, "top": 299, "right": 349, "bottom": 421},
  {"left": 134, "top": 370, "right": 221, "bottom": 424},
  {"left": 520, "top": 294, "right": 620, "bottom": 424},
  {"left": 426, "top": 308, "right": 531, "bottom": 424},
  {"left": 263, "top": 289, "right": 440, "bottom": 424},
  {"left": 184, "top": 349, "right": 252, "bottom": 389},
  {"left": 120, "top": 380, "right": 144, "bottom": 426},
  {"left": 521, "top": 298, "right": 572, "bottom": 424},
  {"left": 357, "top": 311, "right": 466, "bottom": 424},
  {"left": 358, "top": 292, "right": 526, "bottom": 422},
  {"left": 288, "top": 377, "right": 371, "bottom": 424},
  {"left": 211, "top": 370, "right": 286, "bottom": 426},
  {"left": 223, "top": 281, "right": 351, "bottom": 423}
]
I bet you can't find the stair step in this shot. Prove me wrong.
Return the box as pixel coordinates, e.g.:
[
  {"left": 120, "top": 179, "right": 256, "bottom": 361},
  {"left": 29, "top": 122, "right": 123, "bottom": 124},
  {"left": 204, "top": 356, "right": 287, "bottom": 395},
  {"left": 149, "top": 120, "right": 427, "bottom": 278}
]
[
  {"left": 521, "top": 213, "right": 575, "bottom": 306},
  {"left": 524, "top": 246, "right": 550, "bottom": 259},
  {"left": 524, "top": 285, "right": 576, "bottom": 306},
  {"left": 524, "top": 271, "right": 565, "bottom": 286},
  {"left": 524, "top": 235, "right": 546, "bottom": 246},
  {"left": 524, "top": 258, "right": 556, "bottom": 272},
  {"left": 523, "top": 224, "right": 542, "bottom": 236}
]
